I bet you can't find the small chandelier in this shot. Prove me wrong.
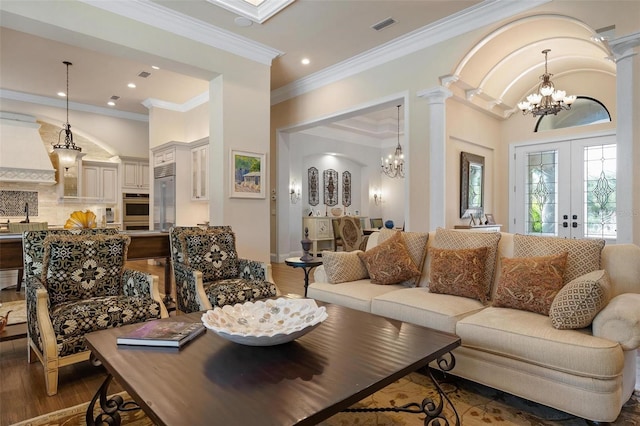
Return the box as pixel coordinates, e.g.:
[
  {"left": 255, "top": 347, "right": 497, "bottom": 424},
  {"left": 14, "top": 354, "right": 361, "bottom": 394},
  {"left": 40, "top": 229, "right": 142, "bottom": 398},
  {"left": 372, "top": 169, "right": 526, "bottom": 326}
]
[
  {"left": 381, "top": 104, "right": 404, "bottom": 178},
  {"left": 52, "top": 61, "right": 82, "bottom": 168},
  {"left": 517, "top": 49, "right": 576, "bottom": 117}
]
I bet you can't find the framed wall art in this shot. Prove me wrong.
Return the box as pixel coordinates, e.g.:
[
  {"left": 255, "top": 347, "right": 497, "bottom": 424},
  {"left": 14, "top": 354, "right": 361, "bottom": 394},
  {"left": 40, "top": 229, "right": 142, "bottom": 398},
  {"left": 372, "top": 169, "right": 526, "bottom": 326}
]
[
  {"left": 308, "top": 167, "right": 319, "bottom": 206},
  {"left": 230, "top": 150, "right": 266, "bottom": 199},
  {"left": 342, "top": 171, "right": 351, "bottom": 207},
  {"left": 323, "top": 169, "right": 338, "bottom": 206}
]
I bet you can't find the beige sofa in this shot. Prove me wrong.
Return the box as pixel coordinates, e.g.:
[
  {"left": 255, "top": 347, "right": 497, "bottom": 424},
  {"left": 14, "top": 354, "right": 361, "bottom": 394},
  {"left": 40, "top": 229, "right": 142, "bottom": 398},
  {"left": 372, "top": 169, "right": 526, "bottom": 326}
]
[{"left": 307, "top": 230, "right": 640, "bottom": 423}]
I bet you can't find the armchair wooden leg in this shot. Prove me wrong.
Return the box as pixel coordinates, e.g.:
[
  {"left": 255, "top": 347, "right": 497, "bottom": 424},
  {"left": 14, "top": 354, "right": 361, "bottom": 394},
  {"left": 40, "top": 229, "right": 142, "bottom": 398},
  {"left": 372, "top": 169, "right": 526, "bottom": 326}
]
[{"left": 44, "top": 364, "right": 59, "bottom": 396}]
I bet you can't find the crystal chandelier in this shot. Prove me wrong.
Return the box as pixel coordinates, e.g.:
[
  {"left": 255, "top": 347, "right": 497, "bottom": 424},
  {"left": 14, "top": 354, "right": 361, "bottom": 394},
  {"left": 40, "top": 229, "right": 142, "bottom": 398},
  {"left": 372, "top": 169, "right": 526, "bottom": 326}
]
[
  {"left": 52, "top": 61, "right": 82, "bottom": 168},
  {"left": 381, "top": 105, "right": 404, "bottom": 178},
  {"left": 517, "top": 49, "right": 576, "bottom": 117}
]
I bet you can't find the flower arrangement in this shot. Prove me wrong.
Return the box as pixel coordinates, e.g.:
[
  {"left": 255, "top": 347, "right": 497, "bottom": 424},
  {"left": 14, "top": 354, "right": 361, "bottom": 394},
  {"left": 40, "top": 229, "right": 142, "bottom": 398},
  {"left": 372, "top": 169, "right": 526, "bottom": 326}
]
[{"left": 64, "top": 210, "right": 97, "bottom": 229}]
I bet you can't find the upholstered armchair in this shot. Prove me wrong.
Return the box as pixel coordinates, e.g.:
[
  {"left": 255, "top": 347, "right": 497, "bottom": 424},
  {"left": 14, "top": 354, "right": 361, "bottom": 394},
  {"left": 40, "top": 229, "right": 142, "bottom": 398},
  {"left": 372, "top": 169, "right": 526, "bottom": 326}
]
[
  {"left": 169, "top": 226, "right": 279, "bottom": 313},
  {"left": 331, "top": 217, "right": 368, "bottom": 252},
  {"left": 23, "top": 229, "right": 168, "bottom": 396}
]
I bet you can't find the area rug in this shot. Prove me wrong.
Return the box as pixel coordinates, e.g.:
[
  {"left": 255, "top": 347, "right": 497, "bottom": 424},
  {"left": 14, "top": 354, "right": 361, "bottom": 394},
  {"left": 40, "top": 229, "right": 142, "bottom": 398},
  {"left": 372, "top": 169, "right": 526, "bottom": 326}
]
[
  {"left": 11, "top": 372, "right": 639, "bottom": 426},
  {"left": 0, "top": 300, "right": 26, "bottom": 325}
]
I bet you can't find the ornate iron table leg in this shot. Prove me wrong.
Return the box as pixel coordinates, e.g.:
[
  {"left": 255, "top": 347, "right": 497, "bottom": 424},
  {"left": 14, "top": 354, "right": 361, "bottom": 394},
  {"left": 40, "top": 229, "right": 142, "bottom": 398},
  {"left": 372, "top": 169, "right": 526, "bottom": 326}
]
[
  {"left": 86, "top": 373, "right": 140, "bottom": 426},
  {"left": 343, "top": 352, "right": 460, "bottom": 426}
]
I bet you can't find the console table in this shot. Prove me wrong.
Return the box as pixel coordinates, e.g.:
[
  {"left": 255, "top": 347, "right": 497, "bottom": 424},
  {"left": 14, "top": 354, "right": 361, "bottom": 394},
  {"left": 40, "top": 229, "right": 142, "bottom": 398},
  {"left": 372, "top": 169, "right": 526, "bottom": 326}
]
[{"left": 454, "top": 224, "right": 502, "bottom": 232}]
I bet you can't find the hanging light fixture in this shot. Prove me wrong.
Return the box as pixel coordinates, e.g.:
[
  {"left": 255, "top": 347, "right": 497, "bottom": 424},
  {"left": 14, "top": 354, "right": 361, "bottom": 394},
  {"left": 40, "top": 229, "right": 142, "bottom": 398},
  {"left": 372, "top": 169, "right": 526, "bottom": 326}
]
[
  {"left": 381, "top": 104, "right": 404, "bottom": 178},
  {"left": 52, "top": 61, "right": 82, "bottom": 168},
  {"left": 517, "top": 49, "right": 576, "bottom": 117}
]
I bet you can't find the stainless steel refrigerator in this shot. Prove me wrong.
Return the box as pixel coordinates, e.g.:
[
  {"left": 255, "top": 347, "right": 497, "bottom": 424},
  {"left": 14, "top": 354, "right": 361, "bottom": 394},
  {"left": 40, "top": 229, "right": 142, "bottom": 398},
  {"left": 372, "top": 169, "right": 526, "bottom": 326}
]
[{"left": 153, "top": 164, "right": 176, "bottom": 231}]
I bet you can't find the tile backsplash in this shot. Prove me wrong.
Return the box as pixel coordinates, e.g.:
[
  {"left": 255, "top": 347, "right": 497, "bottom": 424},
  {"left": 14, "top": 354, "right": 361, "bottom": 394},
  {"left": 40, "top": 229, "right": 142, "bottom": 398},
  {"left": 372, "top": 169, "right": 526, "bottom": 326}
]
[{"left": 0, "top": 190, "right": 38, "bottom": 216}]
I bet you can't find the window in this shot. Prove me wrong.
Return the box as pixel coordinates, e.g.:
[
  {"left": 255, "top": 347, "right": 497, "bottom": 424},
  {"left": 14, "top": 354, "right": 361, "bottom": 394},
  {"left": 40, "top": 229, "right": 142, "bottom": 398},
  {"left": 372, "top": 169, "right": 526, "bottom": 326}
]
[{"left": 535, "top": 97, "right": 611, "bottom": 132}]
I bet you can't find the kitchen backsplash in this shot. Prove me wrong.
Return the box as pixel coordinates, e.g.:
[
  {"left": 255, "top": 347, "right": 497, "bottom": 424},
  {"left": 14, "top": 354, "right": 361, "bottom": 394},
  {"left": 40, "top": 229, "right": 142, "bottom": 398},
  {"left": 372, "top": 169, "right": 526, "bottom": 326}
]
[{"left": 0, "top": 190, "right": 38, "bottom": 216}]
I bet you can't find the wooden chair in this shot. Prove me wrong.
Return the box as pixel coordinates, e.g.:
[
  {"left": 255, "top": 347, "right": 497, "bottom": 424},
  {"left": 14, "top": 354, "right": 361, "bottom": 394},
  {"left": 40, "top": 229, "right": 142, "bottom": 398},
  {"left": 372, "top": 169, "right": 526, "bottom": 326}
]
[
  {"left": 8, "top": 222, "right": 48, "bottom": 292},
  {"left": 332, "top": 217, "right": 368, "bottom": 252},
  {"left": 23, "top": 229, "right": 168, "bottom": 395}
]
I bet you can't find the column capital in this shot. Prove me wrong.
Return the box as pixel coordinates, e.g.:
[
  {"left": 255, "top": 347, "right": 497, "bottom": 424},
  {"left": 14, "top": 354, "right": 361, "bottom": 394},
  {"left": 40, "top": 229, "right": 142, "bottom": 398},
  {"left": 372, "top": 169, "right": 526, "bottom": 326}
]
[
  {"left": 609, "top": 31, "right": 640, "bottom": 61},
  {"left": 417, "top": 86, "right": 453, "bottom": 105}
]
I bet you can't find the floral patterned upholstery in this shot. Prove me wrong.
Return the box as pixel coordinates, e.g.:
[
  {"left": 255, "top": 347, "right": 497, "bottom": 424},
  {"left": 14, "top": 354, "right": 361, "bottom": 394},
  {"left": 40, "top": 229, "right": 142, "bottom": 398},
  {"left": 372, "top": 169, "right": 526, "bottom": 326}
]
[
  {"left": 23, "top": 230, "right": 167, "bottom": 396},
  {"left": 169, "top": 226, "right": 279, "bottom": 313}
]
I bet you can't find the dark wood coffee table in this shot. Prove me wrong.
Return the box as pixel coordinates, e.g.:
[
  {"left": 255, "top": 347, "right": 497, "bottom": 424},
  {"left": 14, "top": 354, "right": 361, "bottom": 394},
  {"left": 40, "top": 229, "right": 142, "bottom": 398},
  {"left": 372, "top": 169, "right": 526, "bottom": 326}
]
[{"left": 85, "top": 304, "right": 461, "bottom": 426}]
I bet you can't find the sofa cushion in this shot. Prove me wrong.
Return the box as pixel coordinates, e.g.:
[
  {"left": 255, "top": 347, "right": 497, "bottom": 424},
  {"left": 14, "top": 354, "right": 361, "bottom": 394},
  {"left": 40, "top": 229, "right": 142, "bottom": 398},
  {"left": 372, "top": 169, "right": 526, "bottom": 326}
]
[
  {"left": 321, "top": 250, "right": 368, "bottom": 284},
  {"left": 429, "top": 246, "right": 489, "bottom": 303},
  {"left": 514, "top": 234, "right": 605, "bottom": 284},
  {"left": 456, "top": 307, "right": 623, "bottom": 379},
  {"left": 358, "top": 232, "right": 421, "bottom": 285},
  {"left": 431, "top": 228, "right": 501, "bottom": 299},
  {"left": 371, "top": 287, "right": 486, "bottom": 334},
  {"left": 549, "top": 270, "right": 611, "bottom": 330},
  {"left": 307, "top": 281, "right": 404, "bottom": 312},
  {"left": 378, "top": 229, "right": 429, "bottom": 287},
  {"left": 181, "top": 230, "right": 239, "bottom": 282},
  {"left": 492, "top": 252, "right": 568, "bottom": 315},
  {"left": 42, "top": 234, "right": 130, "bottom": 306}
]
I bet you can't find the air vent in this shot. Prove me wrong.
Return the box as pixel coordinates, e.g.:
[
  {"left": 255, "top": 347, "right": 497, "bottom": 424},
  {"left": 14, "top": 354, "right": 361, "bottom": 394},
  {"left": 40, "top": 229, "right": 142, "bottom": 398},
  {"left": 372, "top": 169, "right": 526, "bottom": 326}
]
[
  {"left": 110, "top": 95, "right": 120, "bottom": 100},
  {"left": 138, "top": 71, "right": 151, "bottom": 78},
  {"left": 372, "top": 17, "right": 396, "bottom": 31}
]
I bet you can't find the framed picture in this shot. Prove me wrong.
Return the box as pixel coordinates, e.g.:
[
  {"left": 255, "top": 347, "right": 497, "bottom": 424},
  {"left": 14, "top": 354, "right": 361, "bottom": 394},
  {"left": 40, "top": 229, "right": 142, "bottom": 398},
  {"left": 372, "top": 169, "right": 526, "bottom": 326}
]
[
  {"left": 323, "top": 169, "right": 338, "bottom": 206},
  {"left": 229, "top": 150, "right": 266, "bottom": 199},
  {"left": 485, "top": 213, "right": 496, "bottom": 225},
  {"left": 308, "top": 167, "right": 319, "bottom": 206}
]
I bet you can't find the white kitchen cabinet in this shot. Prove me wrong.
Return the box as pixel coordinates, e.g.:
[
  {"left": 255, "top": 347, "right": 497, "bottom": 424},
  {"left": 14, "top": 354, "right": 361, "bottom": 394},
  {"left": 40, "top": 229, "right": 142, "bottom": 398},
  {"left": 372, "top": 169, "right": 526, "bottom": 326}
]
[
  {"left": 122, "top": 158, "right": 150, "bottom": 191},
  {"left": 82, "top": 162, "right": 118, "bottom": 203},
  {"left": 303, "top": 217, "right": 335, "bottom": 255},
  {"left": 153, "top": 147, "right": 176, "bottom": 167},
  {"left": 191, "top": 144, "right": 208, "bottom": 201}
]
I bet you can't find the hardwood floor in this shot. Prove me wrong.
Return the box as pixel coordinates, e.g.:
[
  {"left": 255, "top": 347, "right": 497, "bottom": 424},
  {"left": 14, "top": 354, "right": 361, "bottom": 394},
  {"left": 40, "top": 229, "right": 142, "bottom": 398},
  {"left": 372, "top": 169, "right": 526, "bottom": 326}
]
[{"left": 0, "top": 260, "right": 311, "bottom": 425}]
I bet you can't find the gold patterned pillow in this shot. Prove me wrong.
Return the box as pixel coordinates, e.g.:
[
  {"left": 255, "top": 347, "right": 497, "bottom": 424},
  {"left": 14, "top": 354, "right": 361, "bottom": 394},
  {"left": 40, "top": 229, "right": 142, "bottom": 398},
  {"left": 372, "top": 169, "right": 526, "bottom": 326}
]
[
  {"left": 432, "top": 228, "right": 501, "bottom": 298},
  {"left": 378, "top": 229, "right": 429, "bottom": 287},
  {"left": 493, "top": 252, "right": 568, "bottom": 315},
  {"left": 514, "top": 234, "right": 605, "bottom": 284},
  {"left": 429, "top": 247, "right": 489, "bottom": 303},
  {"left": 358, "top": 232, "right": 421, "bottom": 285},
  {"left": 549, "top": 270, "right": 611, "bottom": 329},
  {"left": 321, "top": 250, "right": 369, "bottom": 284}
]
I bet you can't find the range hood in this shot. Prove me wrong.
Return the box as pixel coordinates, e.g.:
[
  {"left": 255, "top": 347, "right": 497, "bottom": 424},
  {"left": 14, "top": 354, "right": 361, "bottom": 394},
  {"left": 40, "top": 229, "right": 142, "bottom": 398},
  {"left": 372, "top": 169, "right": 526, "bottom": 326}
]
[{"left": 0, "top": 112, "right": 56, "bottom": 185}]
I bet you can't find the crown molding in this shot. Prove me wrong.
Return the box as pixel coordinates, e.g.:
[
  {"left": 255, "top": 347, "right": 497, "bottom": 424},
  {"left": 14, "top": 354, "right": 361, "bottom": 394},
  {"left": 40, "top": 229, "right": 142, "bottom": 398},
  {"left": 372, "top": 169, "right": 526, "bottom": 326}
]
[
  {"left": 80, "top": 0, "right": 282, "bottom": 66},
  {"left": 142, "top": 92, "right": 209, "bottom": 112},
  {"left": 271, "top": 0, "right": 550, "bottom": 105},
  {"left": 0, "top": 89, "right": 149, "bottom": 122},
  {"left": 206, "top": 0, "right": 294, "bottom": 24}
]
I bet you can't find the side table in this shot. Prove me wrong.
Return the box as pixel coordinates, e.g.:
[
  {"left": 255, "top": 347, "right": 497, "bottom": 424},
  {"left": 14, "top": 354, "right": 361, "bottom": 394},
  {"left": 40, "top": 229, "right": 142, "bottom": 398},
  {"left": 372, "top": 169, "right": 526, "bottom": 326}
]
[{"left": 284, "top": 257, "right": 323, "bottom": 297}]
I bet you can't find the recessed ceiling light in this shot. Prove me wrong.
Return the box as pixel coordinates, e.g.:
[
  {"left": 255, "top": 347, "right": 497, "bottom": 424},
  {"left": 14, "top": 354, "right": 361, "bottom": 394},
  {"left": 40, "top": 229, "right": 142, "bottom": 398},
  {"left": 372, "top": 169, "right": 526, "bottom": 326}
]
[
  {"left": 127, "top": 83, "right": 136, "bottom": 88},
  {"left": 301, "top": 58, "right": 310, "bottom": 65},
  {"left": 57, "top": 92, "right": 66, "bottom": 97},
  {"left": 107, "top": 101, "right": 116, "bottom": 106},
  {"left": 151, "top": 65, "right": 160, "bottom": 70},
  {"left": 234, "top": 16, "right": 253, "bottom": 27}
]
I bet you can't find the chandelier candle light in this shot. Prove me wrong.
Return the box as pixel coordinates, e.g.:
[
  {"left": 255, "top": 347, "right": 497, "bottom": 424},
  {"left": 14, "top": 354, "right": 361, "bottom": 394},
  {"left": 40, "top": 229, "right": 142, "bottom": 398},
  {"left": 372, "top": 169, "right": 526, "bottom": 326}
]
[
  {"left": 52, "top": 61, "right": 82, "bottom": 168},
  {"left": 517, "top": 49, "right": 576, "bottom": 117},
  {"left": 381, "top": 104, "right": 404, "bottom": 178}
]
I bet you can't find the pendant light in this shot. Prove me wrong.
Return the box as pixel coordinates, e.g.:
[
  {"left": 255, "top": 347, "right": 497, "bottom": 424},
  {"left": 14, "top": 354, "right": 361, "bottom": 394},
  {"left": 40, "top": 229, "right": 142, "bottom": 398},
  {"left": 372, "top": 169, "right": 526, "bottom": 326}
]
[{"left": 52, "top": 61, "right": 82, "bottom": 168}]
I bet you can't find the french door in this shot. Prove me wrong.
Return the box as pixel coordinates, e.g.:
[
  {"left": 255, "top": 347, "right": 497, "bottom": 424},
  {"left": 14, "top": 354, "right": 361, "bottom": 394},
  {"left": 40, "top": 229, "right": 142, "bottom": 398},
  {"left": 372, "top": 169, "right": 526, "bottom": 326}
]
[{"left": 512, "top": 135, "right": 616, "bottom": 242}]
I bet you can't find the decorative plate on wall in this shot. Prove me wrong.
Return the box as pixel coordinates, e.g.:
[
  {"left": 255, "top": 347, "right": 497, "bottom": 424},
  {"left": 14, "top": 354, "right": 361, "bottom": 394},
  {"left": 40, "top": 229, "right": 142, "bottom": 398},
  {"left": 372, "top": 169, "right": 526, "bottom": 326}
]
[
  {"left": 323, "top": 169, "right": 338, "bottom": 206},
  {"left": 342, "top": 171, "right": 351, "bottom": 207},
  {"left": 308, "top": 167, "right": 319, "bottom": 206}
]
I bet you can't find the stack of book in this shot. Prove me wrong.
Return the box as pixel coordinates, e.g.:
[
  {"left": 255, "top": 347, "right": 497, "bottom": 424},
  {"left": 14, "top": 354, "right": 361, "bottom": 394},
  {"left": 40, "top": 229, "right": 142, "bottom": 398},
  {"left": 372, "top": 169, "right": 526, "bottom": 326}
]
[{"left": 117, "top": 321, "right": 205, "bottom": 348}]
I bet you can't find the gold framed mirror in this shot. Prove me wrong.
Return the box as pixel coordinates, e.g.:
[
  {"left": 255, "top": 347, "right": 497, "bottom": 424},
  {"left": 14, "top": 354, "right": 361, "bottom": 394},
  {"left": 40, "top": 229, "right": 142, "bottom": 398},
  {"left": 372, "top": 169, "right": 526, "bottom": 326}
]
[{"left": 460, "top": 152, "right": 484, "bottom": 218}]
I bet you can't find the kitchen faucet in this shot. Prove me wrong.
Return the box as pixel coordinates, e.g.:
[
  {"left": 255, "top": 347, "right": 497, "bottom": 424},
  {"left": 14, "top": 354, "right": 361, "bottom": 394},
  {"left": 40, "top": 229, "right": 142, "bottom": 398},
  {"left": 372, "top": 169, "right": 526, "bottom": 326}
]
[{"left": 20, "top": 202, "right": 30, "bottom": 223}]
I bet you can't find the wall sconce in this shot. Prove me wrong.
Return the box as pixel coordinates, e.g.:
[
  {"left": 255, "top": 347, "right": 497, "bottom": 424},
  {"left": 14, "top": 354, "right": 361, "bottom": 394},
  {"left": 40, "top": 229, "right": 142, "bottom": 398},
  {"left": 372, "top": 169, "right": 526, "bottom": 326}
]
[
  {"left": 373, "top": 191, "right": 382, "bottom": 206},
  {"left": 290, "top": 181, "right": 301, "bottom": 204}
]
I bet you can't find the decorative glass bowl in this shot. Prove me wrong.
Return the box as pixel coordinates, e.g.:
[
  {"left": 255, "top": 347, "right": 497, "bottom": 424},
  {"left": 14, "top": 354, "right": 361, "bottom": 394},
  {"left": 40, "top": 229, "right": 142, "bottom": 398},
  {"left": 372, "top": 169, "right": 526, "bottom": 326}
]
[{"left": 201, "top": 298, "right": 328, "bottom": 346}]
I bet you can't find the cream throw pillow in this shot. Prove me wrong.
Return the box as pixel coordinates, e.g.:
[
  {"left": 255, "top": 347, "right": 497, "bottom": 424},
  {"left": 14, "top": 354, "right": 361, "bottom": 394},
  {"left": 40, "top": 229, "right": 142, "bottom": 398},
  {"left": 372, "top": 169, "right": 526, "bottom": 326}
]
[
  {"left": 321, "top": 250, "right": 368, "bottom": 284},
  {"left": 378, "top": 229, "right": 429, "bottom": 287},
  {"left": 549, "top": 270, "right": 611, "bottom": 329}
]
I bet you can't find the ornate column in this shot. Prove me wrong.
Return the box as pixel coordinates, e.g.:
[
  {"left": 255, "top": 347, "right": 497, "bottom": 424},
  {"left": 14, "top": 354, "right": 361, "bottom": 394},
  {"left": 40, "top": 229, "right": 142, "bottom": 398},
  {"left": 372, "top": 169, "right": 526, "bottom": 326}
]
[
  {"left": 610, "top": 32, "right": 640, "bottom": 244},
  {"left": 417, "top": 86, "right": 452, "bottom": 230}
]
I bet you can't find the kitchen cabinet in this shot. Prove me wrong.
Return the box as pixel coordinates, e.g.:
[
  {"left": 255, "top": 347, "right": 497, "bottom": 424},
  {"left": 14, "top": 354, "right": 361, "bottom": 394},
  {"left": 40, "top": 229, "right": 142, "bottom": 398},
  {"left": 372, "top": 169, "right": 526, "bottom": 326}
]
[
  {"left": 122, "top": 158, "right": 150, "bottom": 191},
  {"left": 191, "top": 144, "right": 208, "bottom": 201},
  {"left": 153, "top": 147, "right": 175, "bottom": 167},
  {"left": 82, "top": 162, "right": 118, "bottom": 203},
  {"left": 303, "top": 217, "right": 335, "bottom": 255}
]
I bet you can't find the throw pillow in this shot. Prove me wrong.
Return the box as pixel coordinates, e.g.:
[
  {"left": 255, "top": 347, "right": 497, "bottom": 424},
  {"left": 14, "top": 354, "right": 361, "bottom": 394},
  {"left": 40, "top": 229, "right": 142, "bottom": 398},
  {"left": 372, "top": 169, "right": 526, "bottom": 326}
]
[
  {"left": 549, "top": 270, "right": 611, "bottom": 329},
  {"left": 378, "top": 229, "right": 429, "bottom": 287},
  {"left": 181, "top": 230, "right": 239, "bottom": 282},
  {"left": 429, "top": 247, "right": 489, "bottom": 303},
  {"left": 492, "top": 252, "right": 568, "bottom": 315},
  {"left": 321, "top": 250, "right": 368, "bottom": 284},
  {"left": 42, "top": 233, "right": 130, "bottom": 306},
  {"left": 358, "top": 232, "right": 421, "bottom": 285},
  {"left": 431, "top": 228, "right": 501, "bottom": 298},
  {"left": 514, "top": 234, "right": 605, "bottom": 284}
]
